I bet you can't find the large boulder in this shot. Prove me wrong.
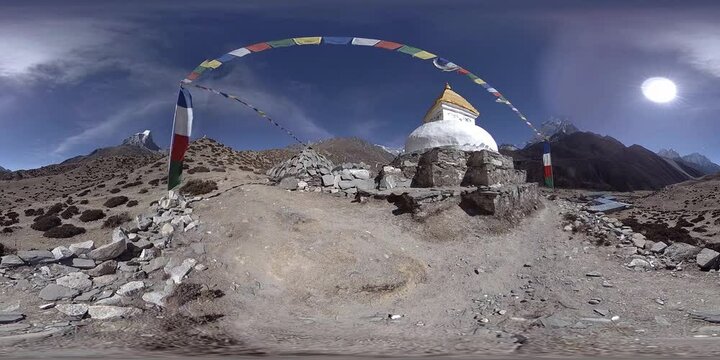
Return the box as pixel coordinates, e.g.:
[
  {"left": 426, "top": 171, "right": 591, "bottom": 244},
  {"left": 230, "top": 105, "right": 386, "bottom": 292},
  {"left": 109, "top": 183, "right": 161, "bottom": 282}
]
[
  {"left": 88, "top": 240, "right": 127, "bottom": 261},
  {"left": 664, "top": 242, "right": 701, "bottom": 263},
  {"left": 696, "top": 248, "right": 720, "bottom": 270}
]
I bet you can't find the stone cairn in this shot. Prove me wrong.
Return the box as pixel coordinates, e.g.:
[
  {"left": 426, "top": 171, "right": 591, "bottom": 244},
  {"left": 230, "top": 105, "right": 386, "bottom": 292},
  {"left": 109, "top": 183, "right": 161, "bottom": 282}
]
[
  {"left": 0, "top": 191, "right": 206, "bottom": 327},
  {"left": 271, "top": 147, "right": 540, "bottom": 217},
  {"left": 267, "top": 148, "right": 376, "bottom": 197},
  {"left": 556, "top": 198, "right": 720, "bottom": 272}
]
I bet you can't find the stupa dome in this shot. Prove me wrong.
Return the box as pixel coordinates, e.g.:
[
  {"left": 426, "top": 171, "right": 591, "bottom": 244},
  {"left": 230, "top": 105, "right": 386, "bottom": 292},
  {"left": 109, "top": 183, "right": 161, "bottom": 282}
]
[{"left": 405, "top": 84, "right": 498, "bottom": 154}]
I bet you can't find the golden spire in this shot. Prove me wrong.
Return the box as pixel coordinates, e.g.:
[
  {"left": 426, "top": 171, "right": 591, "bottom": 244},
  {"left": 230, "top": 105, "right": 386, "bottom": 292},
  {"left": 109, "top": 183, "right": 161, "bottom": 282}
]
[{"left": 424, "top": 83, "right": 480, "bottom": 121}]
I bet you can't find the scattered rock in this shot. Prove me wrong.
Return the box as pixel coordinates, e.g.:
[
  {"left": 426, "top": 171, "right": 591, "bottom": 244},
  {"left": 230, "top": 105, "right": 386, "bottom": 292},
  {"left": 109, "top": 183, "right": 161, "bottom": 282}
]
[
  {"left": 75, "top": 289, "right": 101, "bottom": 302},
  {"left": 88, "top": 240, "right": 126, "bottom": 261},
  {"left": 142, "top": 257, "right": 168, "bottom": 273},
  {"left": 51, "top": 246, "right": 74, "bottom": 261},
  {"left": 16, "top": 250, "right": 54, "bottom": 265},
  {"left": 168, "top": 258, "right": 196, "bottom": 284},
  {"left": 696, "top": 248, "right": 720, "bottom": 270},
  {"left": 160, "top": 223, "right": 174, "bottom": 237},
  {"left": 628, "top": 258, "right": 651, "bottom": 269},
  {"left": 111, "top": 228, "right": 129, "bottom": 243},
  {"left": 56, "top": 272, "right": 93, "bottom": 291},
  {"left": 71, "top": 258, "right": 96, "bottom": 269},
  {"left": 650, "top": 241, "right": 668, "bottom": 253},
  {"left": 55, "top": 303, "right": 88, "bottom": 319},
  {"left": 585, "top": 271, "right": 602, "bottom": 277},
  {"left": 87, "top": 305, "right": 140, "bottom": 320},
  {"left": 39, "top": 303, "right": 56, "bottom": 310},
  {"left": 68, "top": 240, "right": 94, "bottom": 256},
  {"left": 0, "top": 255, "right": 24, "bottom": 268},
  {"left": 664, "top": 242, "right": 701, "bottom": 263},
  {"left": 116, "top": 281, "right": 145, "bottom": 297},
  {"left": 92, "top": 274, "right": 118, "bottom": 287},
  {"left": 38, "top": 284, "right": 80, "bottom": 301},
  {"left": 0, "top": 313, "right": 24, "bottom": 324},
  {"left": 86, "top": 260, "right": 117, "bottom": 277},
  {"left": 588, "top": 298, "right": 602, "bottom": 305}
]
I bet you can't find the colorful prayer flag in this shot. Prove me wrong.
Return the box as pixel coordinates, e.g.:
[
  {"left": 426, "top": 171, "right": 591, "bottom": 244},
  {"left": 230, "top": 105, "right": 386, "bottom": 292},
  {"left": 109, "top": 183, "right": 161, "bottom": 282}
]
[
  {"left": 168, "top": 88, "right": 193, "bottom": 190},
  {"left": 293, "top": 37, "right": 322, "bottom": 45}
]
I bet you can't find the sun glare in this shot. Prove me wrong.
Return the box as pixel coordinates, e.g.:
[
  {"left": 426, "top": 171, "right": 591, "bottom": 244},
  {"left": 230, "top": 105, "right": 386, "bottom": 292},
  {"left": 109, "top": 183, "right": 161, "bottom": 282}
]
[{"left": 641, "top": 77, "right": 677, "bottom": 103}]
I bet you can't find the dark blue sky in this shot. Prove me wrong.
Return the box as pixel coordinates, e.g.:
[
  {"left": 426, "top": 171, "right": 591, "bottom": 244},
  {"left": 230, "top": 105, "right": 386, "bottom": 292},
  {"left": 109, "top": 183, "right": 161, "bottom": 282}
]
[{"left": 1, "top": 0, "right": 719, "bottom": 170}]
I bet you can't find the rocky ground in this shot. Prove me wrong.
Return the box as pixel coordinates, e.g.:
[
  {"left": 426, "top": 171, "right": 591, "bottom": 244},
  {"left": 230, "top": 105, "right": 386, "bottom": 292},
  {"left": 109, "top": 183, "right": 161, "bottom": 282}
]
[{"left": 1, "top": 139, "right": 720, "bottom": 358}]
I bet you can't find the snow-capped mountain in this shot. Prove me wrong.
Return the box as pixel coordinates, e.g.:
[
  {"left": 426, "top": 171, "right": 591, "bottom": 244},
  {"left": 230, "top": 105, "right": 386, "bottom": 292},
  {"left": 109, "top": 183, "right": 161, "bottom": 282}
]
[
  {"left": 122, "top": 130, "right": 161, "bottom": 151},
  {"left": 528, "top": 118, "right": 579, "bottom": 144},
  {"left": 657, "top": 148, "right": 720, "bottom": 175},
  {"left": 657, "top": 148, "right": 681, "bottom": 159},
  {"left": 376, "top": 144, "right": 403, "bottom": 156},
  {"left": 499, "top": 144, "right": 519, "bottom": 152},
  {"left": 0, "top": 165, "right": 10, "bottom": 174},
  {"left": 682, "top": 153, "right": 720, "bottom": 174}
]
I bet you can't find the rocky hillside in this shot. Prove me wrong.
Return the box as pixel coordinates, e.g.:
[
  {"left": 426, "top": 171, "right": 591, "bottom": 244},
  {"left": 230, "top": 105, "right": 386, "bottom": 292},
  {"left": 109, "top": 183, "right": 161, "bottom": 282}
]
[
  {"left": 505, "top": 132, "right": 694, "bottom": 191},
  {"left": 259, "top": 137, "right": 396, "bottom": 172}
]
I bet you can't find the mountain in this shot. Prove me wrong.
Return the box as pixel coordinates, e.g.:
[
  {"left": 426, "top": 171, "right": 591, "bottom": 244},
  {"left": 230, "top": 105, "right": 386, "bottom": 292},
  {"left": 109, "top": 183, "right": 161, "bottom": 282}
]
[
  {"left": 657, "top": 149, "right": 720, "bottom": 176},
  {"left": 528, "top": 118, "right": 579, "bottom": 144},
  {"left": 504, "top": 132, "right": 695, "bottom": 191},
  {"left": 657, "top": 148, "right": 681, "bottom": 159},
  {"left": 499, "top": 144, "right": 519, "bottom": 152},
  {"left": 62, "top": 130, "right": 162, "bottom": 165},
  {"left": 122, "top": 130, "right": 161, "bottom": 151},
  {"left": 376, "top": 144, "right": 403, "bottom": 156},
  {"left": 0, "top": 165, "right": 9, "bottom": 174},
  {"left": 681, "top": 153, "right": 720, "bottom": 175}
]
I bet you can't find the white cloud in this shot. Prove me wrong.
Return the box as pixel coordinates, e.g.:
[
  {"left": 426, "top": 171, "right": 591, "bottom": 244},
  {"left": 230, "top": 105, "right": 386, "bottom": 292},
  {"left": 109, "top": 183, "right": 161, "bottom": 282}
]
[{"left": 51, "top": 99, "right": 168, "bottom": 156}]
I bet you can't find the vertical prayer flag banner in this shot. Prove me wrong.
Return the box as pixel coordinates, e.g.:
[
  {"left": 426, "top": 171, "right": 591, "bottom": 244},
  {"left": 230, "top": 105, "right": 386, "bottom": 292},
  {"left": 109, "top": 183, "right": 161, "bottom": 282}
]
[
  {"left": 543, "top": 142, "right": 554, "bottom": 188},
  {"left": 168, "top": 88, "right": 193, "bottom": 190}
]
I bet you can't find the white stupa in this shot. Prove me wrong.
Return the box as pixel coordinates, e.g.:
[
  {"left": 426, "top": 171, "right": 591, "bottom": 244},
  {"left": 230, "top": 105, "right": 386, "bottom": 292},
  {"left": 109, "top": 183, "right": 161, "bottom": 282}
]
[{"left": 405, "top": 84, "right": 498, "bottom": 154}]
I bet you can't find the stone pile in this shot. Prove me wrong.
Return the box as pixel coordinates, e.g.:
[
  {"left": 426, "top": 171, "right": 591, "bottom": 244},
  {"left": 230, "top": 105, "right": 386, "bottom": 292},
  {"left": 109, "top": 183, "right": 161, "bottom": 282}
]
[
  {"left": 0, "top": 190, "right": 207, "bottom": 329},
  {"left": 270, "top": 148, "right": 378, "bottom": 197},
  {"left": 556, "top": 199, "right": 720, "bottom": 272},
  {"left": 267, "top": 148, "right": 334, "bottom": 185}
]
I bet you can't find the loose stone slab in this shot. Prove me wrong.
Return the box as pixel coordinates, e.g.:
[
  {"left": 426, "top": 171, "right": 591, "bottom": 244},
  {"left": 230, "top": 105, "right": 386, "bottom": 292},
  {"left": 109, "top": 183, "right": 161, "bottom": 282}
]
[
  {"left": 55, "top": 304, "right": 88, "bottom": 319},
  {"left": 56, "top": 272, "right": 93, "bottom": 291},
  {"left": 68, "top": 241, "right": 94, "bottom": 256},
  {"left": 88, "top": 240, "right": 126, "bottom": 261},
  {"left": 88, "top": 305, "right": 140, "bottom": 320},
  {"left": 0, "top": 255, "right": 24, "bottom": 268},
  {"left": 0, "top": 313, "right": 25, "bottom": 324},
  {"left": 39, "top": 284, "right": 80, "bottom": 301},
  {"left": 17, "top": 250, "right": 54, "bottom": 265}
]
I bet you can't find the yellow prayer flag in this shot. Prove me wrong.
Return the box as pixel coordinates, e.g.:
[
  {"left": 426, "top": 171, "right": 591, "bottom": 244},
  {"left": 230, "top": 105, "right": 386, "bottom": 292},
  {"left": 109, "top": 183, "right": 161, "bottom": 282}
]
[
  {"left": 206, "top": 60, "right": 223, "bottom": 69},
  {"left": 293, "top": 37, "right": 322, "bottom": 45},
  {"left": 413, "top": 51, "right": 436, "bottom": 60}
]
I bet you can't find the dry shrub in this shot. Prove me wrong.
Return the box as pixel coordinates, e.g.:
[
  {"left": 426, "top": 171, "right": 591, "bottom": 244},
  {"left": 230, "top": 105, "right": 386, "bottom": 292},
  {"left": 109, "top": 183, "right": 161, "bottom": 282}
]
[
  {"left": 31, "top": 216, "right": 61, "bottom": 231},
  {"left": 79, "top": 199, "right": 89, "bottom": 205},
  {"left": 179, "top": 179, "right": 218, "bottom": 196},
  {"left": 187, "top": 166, "right": 210, "bottom": 174},
  {"left": 46, "top": 202, "right": 64, "bottom": 215},
  {"left": 104, "top": 196, "right": 129, "bottom": 208},
  {"left": 79, "top": 209, "right": 106, "bottom": 222},
  {"left": 103, "top": 213, "right": 131, "bottom": 228},
  {"left": 44, "top": 224, "right": 86, "bottom": 238},
  {"left": 109, "top": 188, "right": 121, "bottom": 194},
  {"left": 126, "top": 200, "right": 139, "bottom": 207},
  {"left": 60, "top": 205, "right": 80, "bottom": 219}
]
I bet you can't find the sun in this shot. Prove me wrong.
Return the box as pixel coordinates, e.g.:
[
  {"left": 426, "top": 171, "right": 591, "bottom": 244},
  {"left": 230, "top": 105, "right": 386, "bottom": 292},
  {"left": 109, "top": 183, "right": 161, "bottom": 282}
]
[{"left": 641, "top": 77, "right": 677, "bottom": 103}]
